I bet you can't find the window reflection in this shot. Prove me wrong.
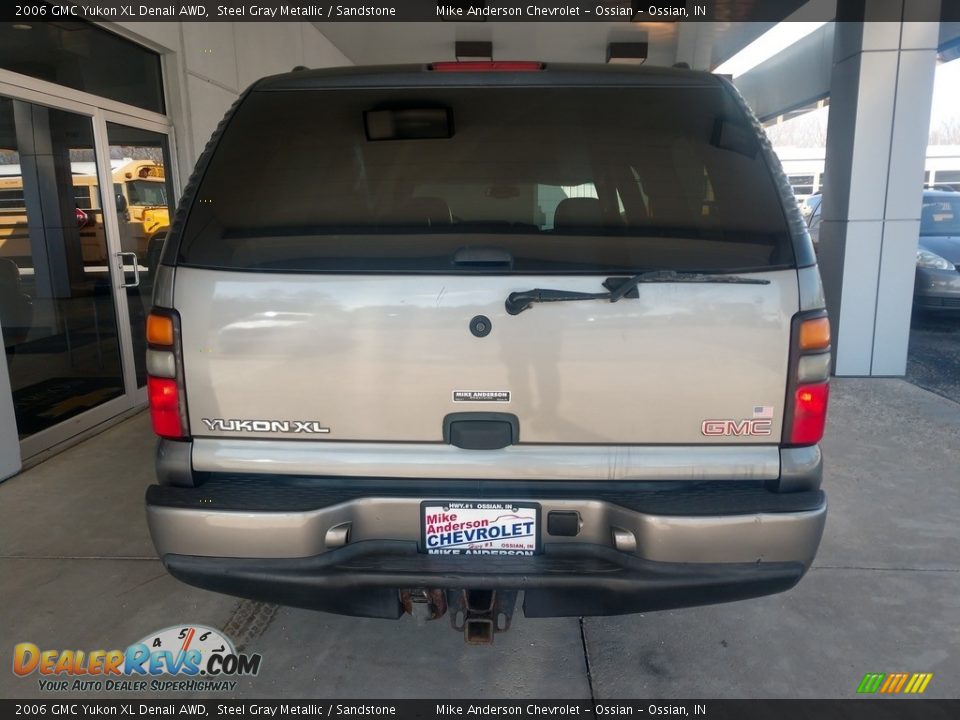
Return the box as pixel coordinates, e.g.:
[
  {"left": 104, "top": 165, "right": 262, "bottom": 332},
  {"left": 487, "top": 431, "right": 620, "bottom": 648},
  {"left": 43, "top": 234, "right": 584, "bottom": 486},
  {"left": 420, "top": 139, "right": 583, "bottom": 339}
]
[
  {"left": 107, "top": 122, "right": 176, "bottom": 388},
  {"left": 0, "top": 97, "right": 125, "bottom": 438},
  {"left": 0, "top": 21, "right": 164, "bottom": 114}
]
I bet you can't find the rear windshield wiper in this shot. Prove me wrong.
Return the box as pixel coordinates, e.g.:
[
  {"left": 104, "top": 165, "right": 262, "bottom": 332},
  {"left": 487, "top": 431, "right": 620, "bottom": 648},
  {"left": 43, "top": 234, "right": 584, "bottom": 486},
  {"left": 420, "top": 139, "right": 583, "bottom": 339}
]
[{"left": 505, "top": 270, "right": 771, "bottom": 315}]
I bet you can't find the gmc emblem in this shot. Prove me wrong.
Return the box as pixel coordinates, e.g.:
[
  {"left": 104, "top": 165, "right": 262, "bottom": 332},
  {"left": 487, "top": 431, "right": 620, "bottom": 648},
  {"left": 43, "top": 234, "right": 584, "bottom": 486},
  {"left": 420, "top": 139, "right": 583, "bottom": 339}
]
[{"left": 701, "top": 419, "right": 773, "bottom": 436}]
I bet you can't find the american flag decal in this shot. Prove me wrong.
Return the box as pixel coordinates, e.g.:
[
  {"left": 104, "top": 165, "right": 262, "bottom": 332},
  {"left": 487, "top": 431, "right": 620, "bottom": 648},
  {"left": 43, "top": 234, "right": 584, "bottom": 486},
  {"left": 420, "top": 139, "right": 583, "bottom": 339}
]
[{"left": 753, "top": 406, "right": 774, "bottom": 419}]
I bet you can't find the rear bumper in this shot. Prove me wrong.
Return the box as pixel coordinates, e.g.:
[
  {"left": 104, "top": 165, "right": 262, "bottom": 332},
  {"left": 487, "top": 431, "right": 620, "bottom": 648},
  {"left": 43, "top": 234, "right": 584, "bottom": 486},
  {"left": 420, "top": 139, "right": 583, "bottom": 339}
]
[
  {"left": 146, "top": 475, "right": 826, "bottom": 618},
  {"left": 162, "top": 541, "right": 808, "bottom": 619}
]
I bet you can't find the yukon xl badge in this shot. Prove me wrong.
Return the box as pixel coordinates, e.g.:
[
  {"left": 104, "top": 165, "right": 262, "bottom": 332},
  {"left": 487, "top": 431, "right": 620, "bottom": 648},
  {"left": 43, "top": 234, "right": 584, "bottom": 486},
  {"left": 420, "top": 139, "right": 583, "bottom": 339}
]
[
  {"left": 201, "top": 418, "right": 330, "bottom": 434},
  {"left": 453, "top": 391, "right": 510, "bottom": 403}
]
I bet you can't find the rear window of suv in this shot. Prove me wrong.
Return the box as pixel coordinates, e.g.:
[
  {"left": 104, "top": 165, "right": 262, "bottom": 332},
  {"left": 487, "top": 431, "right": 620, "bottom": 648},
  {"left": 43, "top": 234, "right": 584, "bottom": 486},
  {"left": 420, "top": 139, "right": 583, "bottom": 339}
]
[
  {"left": 921, "top": 196, "right": 960, "bottom": 236},
  {"left": 177, "top": 84, "right": 794, "bottom": 274}
]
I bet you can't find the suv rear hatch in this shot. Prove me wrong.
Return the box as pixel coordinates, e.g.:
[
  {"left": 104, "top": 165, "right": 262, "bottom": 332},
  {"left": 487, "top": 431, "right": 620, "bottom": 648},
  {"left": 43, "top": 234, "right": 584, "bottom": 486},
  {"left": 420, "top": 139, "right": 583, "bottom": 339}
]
[{"left": 165, "top": 66, "right": 801, "bottom": 449}]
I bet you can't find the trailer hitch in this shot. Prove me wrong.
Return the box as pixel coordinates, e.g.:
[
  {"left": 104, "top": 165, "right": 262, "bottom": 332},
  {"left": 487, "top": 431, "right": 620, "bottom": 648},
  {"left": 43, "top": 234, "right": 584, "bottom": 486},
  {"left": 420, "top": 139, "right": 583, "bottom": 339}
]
[
  {"left": 449, "top": 589, "right": 518, "bottom": 645},
  {"left": 400, "top": 588, "right": 448, "bottom": 621}
]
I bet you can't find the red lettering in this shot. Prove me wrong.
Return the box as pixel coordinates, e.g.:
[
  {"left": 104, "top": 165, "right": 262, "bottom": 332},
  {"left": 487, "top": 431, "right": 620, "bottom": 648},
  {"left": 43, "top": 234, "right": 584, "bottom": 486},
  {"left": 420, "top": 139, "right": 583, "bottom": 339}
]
[
  {"left": 701, "top": 419, "right": 773, "bottom": 437},
  {"left": 425, "top": 512, "right": 458, "bottom": 524}
]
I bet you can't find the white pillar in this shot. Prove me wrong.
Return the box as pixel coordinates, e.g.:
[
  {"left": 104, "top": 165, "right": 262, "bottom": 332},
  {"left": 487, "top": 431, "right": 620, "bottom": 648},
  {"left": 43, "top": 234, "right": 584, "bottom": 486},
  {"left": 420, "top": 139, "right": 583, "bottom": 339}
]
[
  {"left": 675, "top": 22, "right": 713, "bottom": 70},
  {"left": 819, "top": 3, "right": 940, "bottom": 376}
]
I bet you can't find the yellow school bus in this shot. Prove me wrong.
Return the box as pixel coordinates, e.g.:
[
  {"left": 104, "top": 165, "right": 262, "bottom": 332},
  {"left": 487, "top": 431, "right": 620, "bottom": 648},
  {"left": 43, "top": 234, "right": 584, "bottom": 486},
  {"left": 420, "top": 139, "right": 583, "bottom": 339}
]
[{"left": 0, "top": 159, "right": 170, "bottom": 267}]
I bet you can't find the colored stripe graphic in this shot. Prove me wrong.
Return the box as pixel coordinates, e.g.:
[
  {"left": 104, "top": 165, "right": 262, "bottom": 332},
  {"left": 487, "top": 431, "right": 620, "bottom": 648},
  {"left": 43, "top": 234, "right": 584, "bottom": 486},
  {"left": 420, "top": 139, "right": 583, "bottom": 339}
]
[
  {"left": 893, "top": 673, "right": 909, "bottom": 693},
  {"left": 879, "top": 674, "right": 898, "bottom": 693},
  {"left": 857, "top": 673, "right": 885, "bottom": 693},
  {"left": 857, "top": 672, "right": 933, "bottom": 694},
  {"left": 906, "top": 673, "right": 934, "bottom": 694},
  {"left": 904, "top": 674, "right": 920, "bottom": 694}
]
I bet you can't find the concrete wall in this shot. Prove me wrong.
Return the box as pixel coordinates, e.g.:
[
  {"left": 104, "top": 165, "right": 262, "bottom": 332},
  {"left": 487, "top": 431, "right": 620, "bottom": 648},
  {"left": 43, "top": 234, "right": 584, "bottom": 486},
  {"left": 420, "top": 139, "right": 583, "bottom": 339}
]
[{"left": 110, "top": 22, "right": 352, "bottom": 188}]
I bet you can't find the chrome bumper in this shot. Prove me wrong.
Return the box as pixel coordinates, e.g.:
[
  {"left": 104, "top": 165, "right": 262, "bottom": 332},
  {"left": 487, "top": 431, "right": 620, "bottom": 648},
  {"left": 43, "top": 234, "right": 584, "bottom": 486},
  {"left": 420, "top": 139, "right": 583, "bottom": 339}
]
[{"left": 147, "top": 489, "right": 826, "bottom": 568}]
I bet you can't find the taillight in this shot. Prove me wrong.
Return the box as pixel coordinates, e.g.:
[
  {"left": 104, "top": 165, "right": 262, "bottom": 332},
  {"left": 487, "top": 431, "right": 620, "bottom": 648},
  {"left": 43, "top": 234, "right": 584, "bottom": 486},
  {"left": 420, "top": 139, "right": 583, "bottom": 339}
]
[
  {"left": 783, "top": 313, "right": 831, "bottom": 447},
  {"left": 429, "top": 61, "right": 545, "bottom": 72},
  {"left": 148, "top": 377, "right": 183, "bottom": 439},
  {"left": 146, "top": 309, "right": 188, "bottom": 439},
  {"left": 798, "top": 316, "right": 830, "bottom": 351},
  {"left": 790, "top": 382, "right": 830, "bottom": 445},
  {"left": 146, "top": 313, "right": 174, "bottom": 346}
]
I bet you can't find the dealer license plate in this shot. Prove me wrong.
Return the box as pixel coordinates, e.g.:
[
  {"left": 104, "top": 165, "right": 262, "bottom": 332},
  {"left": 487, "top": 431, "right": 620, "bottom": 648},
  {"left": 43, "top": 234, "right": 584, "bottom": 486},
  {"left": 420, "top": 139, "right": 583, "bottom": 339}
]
[{"left": 421, "top": 501, "right": 540, "bottom": 556}]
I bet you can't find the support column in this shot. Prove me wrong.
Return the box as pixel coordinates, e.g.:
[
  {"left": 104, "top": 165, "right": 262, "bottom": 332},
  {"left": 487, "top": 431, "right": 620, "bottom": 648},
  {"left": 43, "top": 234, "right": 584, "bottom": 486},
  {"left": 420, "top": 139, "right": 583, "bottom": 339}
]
[
  {"left": 675, "top": 22, "right": 713, "bottom": 70},
  {"left": 819, "top": 1, "right": 940, "bottom": 376}
]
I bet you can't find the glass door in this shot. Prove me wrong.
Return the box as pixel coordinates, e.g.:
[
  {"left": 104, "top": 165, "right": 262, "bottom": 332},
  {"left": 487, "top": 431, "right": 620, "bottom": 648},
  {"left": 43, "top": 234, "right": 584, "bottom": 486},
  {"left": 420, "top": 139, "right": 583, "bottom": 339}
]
[
  {"left": 0, "top": 85, "right": 177, "bottom": 458},
  {"left": 0, "top": 96, "right": 130, "bottom": 448},
  {"left": 103, "top": 121, "right": 176, "bottom": 390}
]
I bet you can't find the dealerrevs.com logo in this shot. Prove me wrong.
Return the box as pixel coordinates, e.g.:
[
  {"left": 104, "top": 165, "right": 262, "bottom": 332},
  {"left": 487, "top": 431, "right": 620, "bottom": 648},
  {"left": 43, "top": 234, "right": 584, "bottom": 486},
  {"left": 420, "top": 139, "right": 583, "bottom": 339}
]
[{"left": 13, "top": 625, "right": 261, "bottom": 693}]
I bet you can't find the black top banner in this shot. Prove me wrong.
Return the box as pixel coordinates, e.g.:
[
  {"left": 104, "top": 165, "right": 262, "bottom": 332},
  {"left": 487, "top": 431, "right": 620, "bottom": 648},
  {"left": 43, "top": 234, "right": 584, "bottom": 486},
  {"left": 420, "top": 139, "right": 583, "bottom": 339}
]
[
  {"left": 2, "top": 0, "right": 956, "bottom": 23},
  {"left": 2, "top": 700, "right": 959, "bottom": 720}
]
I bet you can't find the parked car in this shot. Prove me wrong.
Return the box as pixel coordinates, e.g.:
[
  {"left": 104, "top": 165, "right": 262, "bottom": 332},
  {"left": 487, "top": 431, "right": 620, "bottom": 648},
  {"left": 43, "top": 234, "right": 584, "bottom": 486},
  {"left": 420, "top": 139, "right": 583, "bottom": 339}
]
[
  {"left": 800, "top": 192, "right": 822, "bottom": 222},
  {"left": 915, "top": 190, "right": 960, "bottom": 311},
  {"left": 144, "top": 63, "right": 830, "bottom": 643},
  {"left": 806, "top": 189, "right": 959, "bottom": 312},
  {"left": 806, "top": 193, "right": 823, "bottom": 248}
]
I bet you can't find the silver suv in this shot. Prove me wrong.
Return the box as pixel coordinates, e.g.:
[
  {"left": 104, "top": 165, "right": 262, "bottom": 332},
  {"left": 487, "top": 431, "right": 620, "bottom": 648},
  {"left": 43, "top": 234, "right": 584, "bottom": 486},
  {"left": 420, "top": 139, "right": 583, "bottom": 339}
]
[{"left": 144, "top": 62, "right": 830, "bottom": 642}]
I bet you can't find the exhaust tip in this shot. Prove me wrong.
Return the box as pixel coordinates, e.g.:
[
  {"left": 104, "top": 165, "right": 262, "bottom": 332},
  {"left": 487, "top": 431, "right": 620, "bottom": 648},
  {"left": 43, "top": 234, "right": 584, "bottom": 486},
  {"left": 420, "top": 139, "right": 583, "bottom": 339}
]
[{"left": 324, "top": 522, "right": 351, "bottom": 549}]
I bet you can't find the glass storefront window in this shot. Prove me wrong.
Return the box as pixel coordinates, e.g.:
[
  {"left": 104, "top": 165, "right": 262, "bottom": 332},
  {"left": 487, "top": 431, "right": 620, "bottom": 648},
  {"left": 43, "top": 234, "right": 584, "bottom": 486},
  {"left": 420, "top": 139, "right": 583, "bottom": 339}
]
[
  {"left": 0, "top": 97, "right": 127, "bottom": 439},
  {"left": 0, "top": 21, "right": 164, "bottom": 114}
]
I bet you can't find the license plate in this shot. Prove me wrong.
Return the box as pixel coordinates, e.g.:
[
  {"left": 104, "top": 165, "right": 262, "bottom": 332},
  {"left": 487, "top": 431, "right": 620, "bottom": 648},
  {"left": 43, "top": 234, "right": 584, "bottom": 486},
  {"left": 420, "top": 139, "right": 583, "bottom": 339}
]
[{"left": 421, "top": 501, "right": 540, "bottom": 556}]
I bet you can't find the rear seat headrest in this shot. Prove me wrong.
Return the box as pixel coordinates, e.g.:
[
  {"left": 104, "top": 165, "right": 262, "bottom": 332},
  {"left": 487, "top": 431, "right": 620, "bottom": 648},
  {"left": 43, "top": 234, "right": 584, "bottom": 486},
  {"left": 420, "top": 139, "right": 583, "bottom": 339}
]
[
  {"left": 399, "top": 196, "right": 452, "bottom": 227},
  {"left": 553, "top": 197, "right": 602, "bottom": 231}
]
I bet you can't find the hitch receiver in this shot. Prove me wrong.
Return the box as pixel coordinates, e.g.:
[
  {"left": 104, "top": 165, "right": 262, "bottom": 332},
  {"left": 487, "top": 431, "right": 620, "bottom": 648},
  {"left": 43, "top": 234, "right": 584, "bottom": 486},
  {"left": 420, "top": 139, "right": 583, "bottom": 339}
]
[{"left": 449, "top": 589, "right": 518, "bottom": 645}]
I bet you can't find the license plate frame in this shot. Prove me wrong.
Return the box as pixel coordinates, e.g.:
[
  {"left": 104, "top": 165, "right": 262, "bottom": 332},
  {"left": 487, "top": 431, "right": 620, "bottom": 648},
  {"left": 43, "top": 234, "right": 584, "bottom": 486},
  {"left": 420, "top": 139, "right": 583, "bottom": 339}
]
[{"left": 420, "top": 501, "right": 541, "bottom": 556}]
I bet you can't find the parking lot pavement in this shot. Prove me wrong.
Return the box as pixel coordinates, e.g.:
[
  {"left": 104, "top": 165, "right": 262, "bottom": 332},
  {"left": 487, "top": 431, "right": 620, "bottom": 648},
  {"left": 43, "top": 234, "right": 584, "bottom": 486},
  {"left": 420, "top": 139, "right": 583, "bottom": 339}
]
[
  {"left": 908, "top": 311, "right": 960, "bottom": 404},
  {"left": 226, "top": 609, "right": 589, "bottom": 699},
  {"left": 586, "top": 378, "right": 960, "bottom": 699},
  {"left": 1, "top": 378, "right": 958, "bottom": 699},
  {"left": 0, "top": 413, "right": 590, "bottom": 700},
  {"left": 584, "top": 569, "right": 960, "bottom": 699}
]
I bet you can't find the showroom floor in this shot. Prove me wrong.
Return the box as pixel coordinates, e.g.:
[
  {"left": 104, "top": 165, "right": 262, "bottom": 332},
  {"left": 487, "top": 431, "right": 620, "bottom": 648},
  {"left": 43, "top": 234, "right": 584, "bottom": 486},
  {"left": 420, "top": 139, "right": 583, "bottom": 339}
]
[{"left": 1, "top": 378, "right": 958, "bottom": 699}]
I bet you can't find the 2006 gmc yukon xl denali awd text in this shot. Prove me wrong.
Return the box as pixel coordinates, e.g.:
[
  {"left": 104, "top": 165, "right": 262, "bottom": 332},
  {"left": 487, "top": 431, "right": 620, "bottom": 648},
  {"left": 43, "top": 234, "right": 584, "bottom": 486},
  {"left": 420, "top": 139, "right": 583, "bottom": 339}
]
[{"left": 144, "top": 62, "right": 830, "bottom": 643}]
